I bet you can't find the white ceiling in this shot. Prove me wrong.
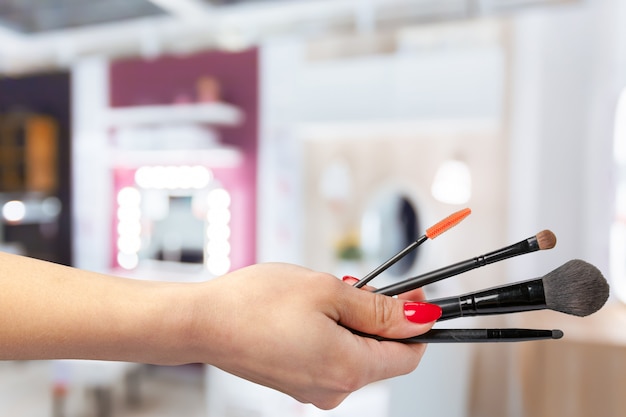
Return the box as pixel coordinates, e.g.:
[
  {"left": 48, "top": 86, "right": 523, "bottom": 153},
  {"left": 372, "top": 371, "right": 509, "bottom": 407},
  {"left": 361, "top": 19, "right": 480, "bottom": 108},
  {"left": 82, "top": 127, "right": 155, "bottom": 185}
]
[{"left": 0, "top": 0, "right": 575, "bottom": 74}]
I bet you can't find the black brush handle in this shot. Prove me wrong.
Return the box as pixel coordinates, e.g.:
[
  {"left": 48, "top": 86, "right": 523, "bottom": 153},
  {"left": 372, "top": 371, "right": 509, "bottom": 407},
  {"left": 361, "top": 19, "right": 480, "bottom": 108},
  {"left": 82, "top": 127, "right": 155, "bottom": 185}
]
[
  {"left": 354, "top": 235, "right": 427, "bottom": 288},
  {"left": 375, "top": 236, "right": 540, "bottom": 296},
  {"left": 430, "top": 278, "right": 546, "bottom": 321},
  {"left": 356, "top": 328, "right": 563, "bottom": 343}
]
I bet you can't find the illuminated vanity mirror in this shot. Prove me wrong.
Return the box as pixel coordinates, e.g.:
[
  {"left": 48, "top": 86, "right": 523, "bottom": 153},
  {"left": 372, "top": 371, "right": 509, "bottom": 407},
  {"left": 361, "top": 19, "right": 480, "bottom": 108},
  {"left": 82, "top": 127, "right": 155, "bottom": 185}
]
[
  {"left": 360, "top": 189, "right": 420, "bottom": 278},
  {"left": 139, "top": 191, "right": 205, "bottom": 264},
  {"left": 115, "top": 165, "right": 231, "bottom": 277}
]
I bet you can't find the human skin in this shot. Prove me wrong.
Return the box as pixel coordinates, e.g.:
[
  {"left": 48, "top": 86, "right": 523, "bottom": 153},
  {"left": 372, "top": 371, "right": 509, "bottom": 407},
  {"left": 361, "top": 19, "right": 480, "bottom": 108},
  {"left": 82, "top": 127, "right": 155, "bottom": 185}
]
[{"left": 0, "top": 252, "right": 438, "bottom": 409}]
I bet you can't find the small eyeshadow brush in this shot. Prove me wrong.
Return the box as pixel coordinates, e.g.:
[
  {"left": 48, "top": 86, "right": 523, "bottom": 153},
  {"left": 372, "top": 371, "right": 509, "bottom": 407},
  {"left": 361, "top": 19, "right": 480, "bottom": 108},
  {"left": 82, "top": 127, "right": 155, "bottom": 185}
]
[{"left": 375, "top": 230, "right": 557, "bottom": 296}]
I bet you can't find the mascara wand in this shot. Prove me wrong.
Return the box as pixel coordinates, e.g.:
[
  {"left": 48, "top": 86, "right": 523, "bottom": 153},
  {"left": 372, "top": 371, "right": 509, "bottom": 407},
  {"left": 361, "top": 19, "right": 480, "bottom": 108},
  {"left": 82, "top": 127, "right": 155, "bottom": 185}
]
[
  {"left": 375, "top": 230, "right": 557, "bottom": 296},
  {"left": 353, "top": 208, "right": 471, "bottom": 288}
]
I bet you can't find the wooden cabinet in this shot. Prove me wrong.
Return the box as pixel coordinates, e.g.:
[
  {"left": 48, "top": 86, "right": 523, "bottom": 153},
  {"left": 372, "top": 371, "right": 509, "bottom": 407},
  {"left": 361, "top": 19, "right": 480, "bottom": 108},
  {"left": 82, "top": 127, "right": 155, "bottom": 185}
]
[
  {"left": 0, "top": 112, "right": 58, "bottom": 193},
  {"left": 516, "top": 305, "right": 626, "bottom": 417}
]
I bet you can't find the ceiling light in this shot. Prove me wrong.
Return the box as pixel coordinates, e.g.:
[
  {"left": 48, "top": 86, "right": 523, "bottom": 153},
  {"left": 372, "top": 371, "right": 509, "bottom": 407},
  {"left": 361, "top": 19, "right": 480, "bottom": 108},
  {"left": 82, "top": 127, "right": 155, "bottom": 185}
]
[
  {"left": 147, "top": 0, "right": 210, "bottom": 19},
  {"left": 2, "top": 200, "right": 26, "bottom": 223},
  {"left": 431, "top": 159, "right": 472, "bottom": 205}
]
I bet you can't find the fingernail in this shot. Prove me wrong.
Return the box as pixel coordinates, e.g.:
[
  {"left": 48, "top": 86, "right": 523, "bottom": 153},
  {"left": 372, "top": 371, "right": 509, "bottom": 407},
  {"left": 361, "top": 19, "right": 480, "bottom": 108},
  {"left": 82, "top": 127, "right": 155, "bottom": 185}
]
[
  {"left": 404, "top": 302, "right": 442, "bottom": 324},
  {"left": 342, "top": 275, "right": 359, "bottom": 285}
]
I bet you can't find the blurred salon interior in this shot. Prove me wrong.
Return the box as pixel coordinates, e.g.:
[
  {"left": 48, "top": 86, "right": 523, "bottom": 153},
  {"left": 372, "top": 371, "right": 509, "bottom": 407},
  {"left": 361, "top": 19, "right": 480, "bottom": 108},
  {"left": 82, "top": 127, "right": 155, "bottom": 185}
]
[{"left": 1, "top": 0, "right": 625, "bottom": 416}]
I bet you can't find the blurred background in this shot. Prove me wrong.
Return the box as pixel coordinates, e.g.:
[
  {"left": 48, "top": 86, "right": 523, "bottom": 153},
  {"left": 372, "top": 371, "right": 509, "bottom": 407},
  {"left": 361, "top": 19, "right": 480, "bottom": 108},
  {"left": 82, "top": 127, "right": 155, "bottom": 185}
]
[{"left": 0, "top": 0, "right": 625, "bottom": 416}]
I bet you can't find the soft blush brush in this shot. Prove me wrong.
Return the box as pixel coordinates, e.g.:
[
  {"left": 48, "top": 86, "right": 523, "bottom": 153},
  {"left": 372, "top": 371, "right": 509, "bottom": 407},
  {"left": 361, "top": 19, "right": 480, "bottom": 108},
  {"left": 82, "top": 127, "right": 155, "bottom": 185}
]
[
  {"left": 375, "top": 230, "right": 557, "bottom": 296},
  {"left": 429, "top": 259, "right": 610, "bottom": 321},
  {"left": 352, "top": 208, "right": 471, "bottom": 288}
]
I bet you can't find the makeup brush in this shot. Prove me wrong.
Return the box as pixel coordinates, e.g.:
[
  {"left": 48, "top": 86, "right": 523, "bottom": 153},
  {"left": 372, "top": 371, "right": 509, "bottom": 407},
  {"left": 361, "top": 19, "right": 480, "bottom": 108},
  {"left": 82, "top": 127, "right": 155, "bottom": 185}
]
[
  {"left": 361, "top": 328, "right": 564, "bottom": 343},
  {"left": 427, "top": 259, "right": 610, "bottom": 321},
  {"left": 353, "top": 207, "right": 471, "bottom": 288},
  {"left": 375, "top": 230, "right": 557, "bottom": 296}
]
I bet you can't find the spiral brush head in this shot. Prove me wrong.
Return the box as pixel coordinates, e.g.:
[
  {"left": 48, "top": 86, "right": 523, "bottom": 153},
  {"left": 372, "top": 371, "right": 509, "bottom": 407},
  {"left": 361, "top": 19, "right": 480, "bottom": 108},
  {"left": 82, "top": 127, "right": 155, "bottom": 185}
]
[
  {"left": 536, "top": 230, "right": 557, "bottom": 250},
  {"left": 425, "top": 208, "right": 471, "bottom": 239},
  {"left": 543, "top": 259, "right": 610, "bottom": 317}
]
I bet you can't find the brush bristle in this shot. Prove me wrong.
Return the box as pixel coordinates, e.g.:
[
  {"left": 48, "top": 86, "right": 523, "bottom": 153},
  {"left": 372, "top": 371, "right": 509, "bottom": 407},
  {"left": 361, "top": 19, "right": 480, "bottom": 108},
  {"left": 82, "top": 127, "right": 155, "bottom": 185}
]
[
  {"left": 536, "top": 230, "right": 557, "bottom": 250},
  {"left": 543, "top": 259, "right": 610, "bottom": 317},
  {"left": 425, "top": 208, "right": 471, "bottom": 239}
]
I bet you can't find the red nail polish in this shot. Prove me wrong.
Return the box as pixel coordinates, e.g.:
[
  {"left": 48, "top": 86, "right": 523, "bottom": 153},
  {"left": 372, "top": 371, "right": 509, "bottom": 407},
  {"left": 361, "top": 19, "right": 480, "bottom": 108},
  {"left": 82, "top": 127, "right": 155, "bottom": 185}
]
[
  {"left": 404, "top": 302, "right": 442, "bottom": 324},
  {"left": 342, "top": 276, "right": 359, "bottom": 284}
]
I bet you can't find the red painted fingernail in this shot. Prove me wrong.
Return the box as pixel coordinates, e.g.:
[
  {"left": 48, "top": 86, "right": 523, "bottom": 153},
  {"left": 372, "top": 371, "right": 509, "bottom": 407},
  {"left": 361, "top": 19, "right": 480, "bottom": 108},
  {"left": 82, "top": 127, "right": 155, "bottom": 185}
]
[
  {"left": 342, "top": 276, "right": 359, "bottom": 285},
  {"left": 404, "top": 302, "right": 442, "bottom": 324}
]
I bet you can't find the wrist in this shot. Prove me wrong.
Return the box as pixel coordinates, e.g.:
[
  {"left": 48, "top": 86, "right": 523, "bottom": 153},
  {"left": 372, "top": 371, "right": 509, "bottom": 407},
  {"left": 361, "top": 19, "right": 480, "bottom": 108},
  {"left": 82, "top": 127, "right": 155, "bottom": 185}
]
[{"left": 134, "top": 281, "right": 204, "bottom": 366}]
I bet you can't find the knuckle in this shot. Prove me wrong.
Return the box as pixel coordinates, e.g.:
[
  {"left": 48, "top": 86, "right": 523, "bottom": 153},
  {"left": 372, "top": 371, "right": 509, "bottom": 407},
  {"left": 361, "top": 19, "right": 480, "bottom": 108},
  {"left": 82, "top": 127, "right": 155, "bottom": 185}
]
[
  {"left": 314, "top": 395, "right": 347, "bottom": 411},
  {"left": 314, "top": 270, "right": 341, "bottom": 287},
  {"left": 334, "top": 364, "right": 363, "bottom": 393},
  {"left": 373, "top": 294, "right": 395, "bottom": 328},
  {"left": 315, "top": 272, "right": 344, "bottom": 297},
  {"left": 308, "top": 358, "right": 364, "bottom": 410}
]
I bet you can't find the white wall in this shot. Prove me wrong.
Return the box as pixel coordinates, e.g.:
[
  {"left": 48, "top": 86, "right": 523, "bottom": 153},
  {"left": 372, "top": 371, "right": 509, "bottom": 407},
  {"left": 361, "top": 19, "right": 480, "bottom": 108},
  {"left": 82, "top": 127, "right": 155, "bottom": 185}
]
[
  {"left": 506, "top": 0, "right": 623, "bottom": 284},
  {"left": 71, "top": 56, "right": 112, "bottom": 273},
  {"left": 505, "top": 2, "right": 626, "bottom": 416},
  {"left": 258, "top": 20, "right": 507, "bottom": 267}
]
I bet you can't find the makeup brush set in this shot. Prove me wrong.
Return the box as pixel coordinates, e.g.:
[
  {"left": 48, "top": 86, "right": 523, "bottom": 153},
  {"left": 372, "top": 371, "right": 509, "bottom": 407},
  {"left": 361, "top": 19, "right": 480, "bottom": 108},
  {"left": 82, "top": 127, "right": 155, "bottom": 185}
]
[{"left": 351, "top": 208, "right": 610, "bottom": 343}]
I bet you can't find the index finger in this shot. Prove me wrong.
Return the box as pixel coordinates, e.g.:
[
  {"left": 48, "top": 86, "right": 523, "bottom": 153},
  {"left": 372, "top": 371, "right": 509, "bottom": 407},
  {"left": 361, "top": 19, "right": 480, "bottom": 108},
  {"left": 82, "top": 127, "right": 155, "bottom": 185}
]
[{"left": 343, "top": 275, "right": 426, "bottom": 302}]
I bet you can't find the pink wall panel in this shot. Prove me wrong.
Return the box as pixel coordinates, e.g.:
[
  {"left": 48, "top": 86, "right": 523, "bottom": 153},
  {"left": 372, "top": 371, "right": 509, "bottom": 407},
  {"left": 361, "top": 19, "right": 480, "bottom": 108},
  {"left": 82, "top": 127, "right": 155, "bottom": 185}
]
[{"left": 109, "top": 48, "right": 258, "bottom": 272}]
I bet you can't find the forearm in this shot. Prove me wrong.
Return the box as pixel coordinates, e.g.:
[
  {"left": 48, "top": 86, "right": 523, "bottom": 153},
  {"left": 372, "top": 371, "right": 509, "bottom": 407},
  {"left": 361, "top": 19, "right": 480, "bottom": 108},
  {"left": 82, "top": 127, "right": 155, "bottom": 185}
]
[
  {"left": 0, "top": 252, "right": 197, "bottom": 365},
  {"left": 0, "top": 256, "right": 439, "bottom": 409}
]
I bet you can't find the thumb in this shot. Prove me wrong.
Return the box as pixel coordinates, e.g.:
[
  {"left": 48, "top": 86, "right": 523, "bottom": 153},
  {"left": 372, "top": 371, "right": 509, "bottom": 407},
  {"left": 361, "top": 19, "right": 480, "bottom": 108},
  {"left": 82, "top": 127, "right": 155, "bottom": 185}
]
[{"left": 337, "top": 286, "right": 442, "bottom": 340}]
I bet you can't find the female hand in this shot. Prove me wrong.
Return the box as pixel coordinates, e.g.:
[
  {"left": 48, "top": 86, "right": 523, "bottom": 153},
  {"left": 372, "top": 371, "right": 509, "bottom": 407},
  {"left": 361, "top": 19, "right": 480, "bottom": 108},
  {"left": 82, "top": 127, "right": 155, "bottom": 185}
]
[{"left": 189, "top": 263, "right": 441, "bottom": 409}]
